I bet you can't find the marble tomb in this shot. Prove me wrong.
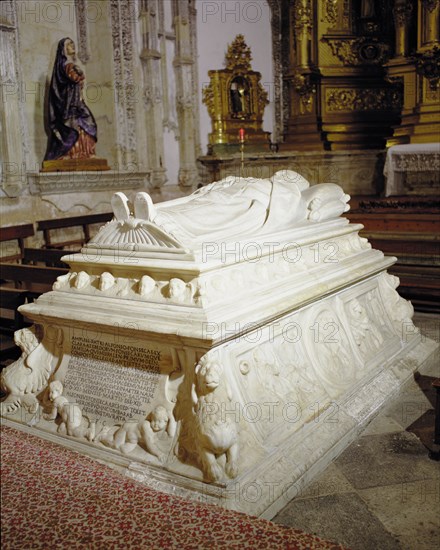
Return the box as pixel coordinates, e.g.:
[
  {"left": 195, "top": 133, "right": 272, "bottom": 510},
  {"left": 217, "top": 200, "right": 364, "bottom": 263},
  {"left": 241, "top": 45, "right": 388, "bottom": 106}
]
[{"left": 1, "top": 171, "right": 437, "bottom": 518}]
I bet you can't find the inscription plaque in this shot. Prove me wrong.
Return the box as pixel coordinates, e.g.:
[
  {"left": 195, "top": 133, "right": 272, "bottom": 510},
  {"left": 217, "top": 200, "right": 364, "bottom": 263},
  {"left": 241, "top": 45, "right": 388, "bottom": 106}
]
[{"left": 64, "top": 336, "right": 163, "bottom": 422}]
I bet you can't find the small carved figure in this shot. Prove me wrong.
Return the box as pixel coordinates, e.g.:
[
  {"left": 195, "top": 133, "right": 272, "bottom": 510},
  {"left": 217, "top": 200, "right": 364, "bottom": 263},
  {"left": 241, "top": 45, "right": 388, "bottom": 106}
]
[
  {"left": 99, "top": 272, "right": 115, "bottom": 291},
  {"left": 95, "top": 405, "right": 175, "bottom": 461},
  {"left": 348, "top": 298, "right": 383, "bottom": 355},
  {"left": 44, "top": 380, "right": 95, "bottom": 440},
  {"left": 53, "top": 272, "right": 76, "bottom": 290},
  {"left": 74, "top": 271, "right": 90, "bottom": 289},
  {"left": 138, "top": 275, "right": 156, "bottom": 296},
  {"left": 168, "top": 278, "right": 187, "bottom": 301},
  {"left": 180, "top": 355, "right": 239, "bottom": 483}
]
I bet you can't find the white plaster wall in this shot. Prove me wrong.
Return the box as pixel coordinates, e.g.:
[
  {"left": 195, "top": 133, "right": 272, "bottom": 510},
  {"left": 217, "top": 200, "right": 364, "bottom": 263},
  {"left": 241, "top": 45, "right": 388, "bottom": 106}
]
[
  {"left": 14, "top": 0, "right": 117, "bottom": 170},
  {"left": 15, "top": 0, "right": 79, "bottom": 170},
  {"left": 196, "top": 0, "right": 274, "bottom": 153}
]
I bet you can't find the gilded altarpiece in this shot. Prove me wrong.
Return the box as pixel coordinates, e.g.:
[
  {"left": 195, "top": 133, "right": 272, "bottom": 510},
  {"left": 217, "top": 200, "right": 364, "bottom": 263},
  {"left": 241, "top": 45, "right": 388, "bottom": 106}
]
[
  {"left": 282, "top": 0, "right": 402, "bottom": 151},
  {"left": 386, "top": 0, "right": 440, "bottom": 144},
  {"left": 202, "top": 35, "right": 270, "bottom": 153}
]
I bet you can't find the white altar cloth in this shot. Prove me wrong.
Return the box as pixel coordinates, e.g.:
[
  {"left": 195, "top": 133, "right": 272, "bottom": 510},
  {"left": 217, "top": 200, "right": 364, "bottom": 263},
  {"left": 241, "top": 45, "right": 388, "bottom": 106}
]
[{"left": 384, "top": 143, "right": 440, "bottom": 196}]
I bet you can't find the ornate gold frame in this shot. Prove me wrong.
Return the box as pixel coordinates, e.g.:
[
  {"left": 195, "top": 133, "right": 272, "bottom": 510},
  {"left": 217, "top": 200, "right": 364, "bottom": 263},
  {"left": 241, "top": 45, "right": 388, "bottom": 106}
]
[{"left": 202, "top": 35, "right": 270, "bottom": 153}]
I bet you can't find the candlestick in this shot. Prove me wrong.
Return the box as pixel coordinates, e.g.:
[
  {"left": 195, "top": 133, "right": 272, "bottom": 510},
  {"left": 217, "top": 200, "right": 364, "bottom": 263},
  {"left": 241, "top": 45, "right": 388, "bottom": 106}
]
[{"left": 239, "top": 128, "right": 245, "bottom": 176}]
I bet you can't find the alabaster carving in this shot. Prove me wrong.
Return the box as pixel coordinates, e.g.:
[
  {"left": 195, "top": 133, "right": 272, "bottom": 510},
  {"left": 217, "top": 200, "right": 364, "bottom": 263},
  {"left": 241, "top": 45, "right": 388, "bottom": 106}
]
[
  {"left": 74, "top": 271, "right": 90, "bottom": 289},
  {"left": 138, "top": 275, "right": 156, "bottom": 296},
  {"left": 176, "top": 354, "right": 239, "bottom": 483},
  {"left": 90, "top": 171, "right": 350, "bottom": 251},
  {"left": 44, "top": 381, "right": 95, "bottom": 441},
  {"left": 96, "top": 405, "right": 176, "bottom": 461},
  {"left": 99, "top": 272, "right": 116, "bottom": 291},
  {"left": 0, "top": 326, "right": 63, "bottom": 414},
  {"left": 380, "top": 274, "right": 416, "bottom": 336},
  {"left": 1, "top": 170, "right": 436, "bottom": 518},
  {"left": 347, "top": 298, "right": 383, "bottom": 356}
]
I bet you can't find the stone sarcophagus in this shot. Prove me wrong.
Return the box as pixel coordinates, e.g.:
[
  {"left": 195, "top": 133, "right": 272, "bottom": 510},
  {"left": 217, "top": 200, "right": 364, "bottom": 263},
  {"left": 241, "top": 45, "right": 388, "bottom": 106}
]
[{"left": 1, "top": 171, "right": 436, "bottom": 518}]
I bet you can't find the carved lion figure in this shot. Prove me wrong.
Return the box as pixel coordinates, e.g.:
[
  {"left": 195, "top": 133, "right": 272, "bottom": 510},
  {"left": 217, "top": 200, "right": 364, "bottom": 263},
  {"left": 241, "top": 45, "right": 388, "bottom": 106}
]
[
  {"left": 179, "top": 354, "right": 239, "bottom": 483},
  {"left": 0, "top": 325, "right": 62, "bottom": 414}
]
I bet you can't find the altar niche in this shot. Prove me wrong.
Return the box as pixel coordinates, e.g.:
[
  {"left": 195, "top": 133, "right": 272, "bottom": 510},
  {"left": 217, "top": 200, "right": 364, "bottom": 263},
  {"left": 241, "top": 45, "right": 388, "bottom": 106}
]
[{"left": 202, "top": 34, "right": 271, "bottom": 154}]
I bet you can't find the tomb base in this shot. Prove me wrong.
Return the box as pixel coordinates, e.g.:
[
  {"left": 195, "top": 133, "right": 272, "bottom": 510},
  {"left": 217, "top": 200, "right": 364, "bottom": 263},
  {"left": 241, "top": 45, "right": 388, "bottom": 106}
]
[{"left": 1, "top": 173, "right": 437, "bottom": 518}]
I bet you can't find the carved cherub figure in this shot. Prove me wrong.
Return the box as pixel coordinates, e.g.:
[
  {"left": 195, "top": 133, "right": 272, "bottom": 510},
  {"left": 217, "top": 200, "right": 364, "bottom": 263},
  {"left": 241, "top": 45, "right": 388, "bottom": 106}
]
[
  {"left": 44, "top": 380, "right": 95, "bottom": 441},
  {"left": 95, "top": 405, "right": 175, "bottom": 462}
]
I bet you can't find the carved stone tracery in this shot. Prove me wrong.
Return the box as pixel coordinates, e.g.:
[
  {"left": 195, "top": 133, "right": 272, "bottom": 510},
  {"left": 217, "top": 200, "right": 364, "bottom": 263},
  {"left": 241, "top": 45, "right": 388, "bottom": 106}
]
[
  {"left": 74, "top": 0, "right": 90, "bottom": 64},
  {"left": 110, "top": 0, "right": 138, "bottom": 169}
]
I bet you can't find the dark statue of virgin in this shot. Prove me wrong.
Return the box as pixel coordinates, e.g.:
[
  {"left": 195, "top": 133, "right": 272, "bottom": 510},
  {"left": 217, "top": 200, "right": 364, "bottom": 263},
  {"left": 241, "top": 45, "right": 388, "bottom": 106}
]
[{"left": 44, "top": 37, "right": 97, "bottom": 162}]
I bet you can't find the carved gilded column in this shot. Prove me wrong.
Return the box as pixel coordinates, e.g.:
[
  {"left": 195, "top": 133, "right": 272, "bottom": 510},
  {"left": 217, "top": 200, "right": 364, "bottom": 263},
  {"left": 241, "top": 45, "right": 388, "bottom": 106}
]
[
  {"left": 139, "top": 0, "right": 167, "bottom": 187},
  {"left": 281, "top": 0, "right": 322, "bottom": 150},
  {"left": 420, "top": 0, "right": 440, "bottom": 47},
  {"left": 393, "top": 0, "right": 413, "bottom": 57},
  {"left": 173, "top": 1, "right": 199, "bottom": 188},
  {"left": 386, "top": 0, "right": 439, "bottom": 144}
]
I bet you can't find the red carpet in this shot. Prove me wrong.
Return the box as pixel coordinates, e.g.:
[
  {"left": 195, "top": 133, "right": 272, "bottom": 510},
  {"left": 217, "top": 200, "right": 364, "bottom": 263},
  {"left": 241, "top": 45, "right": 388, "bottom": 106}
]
[{"left": 1, "top": 425, "right": 347, "bottom": 549}]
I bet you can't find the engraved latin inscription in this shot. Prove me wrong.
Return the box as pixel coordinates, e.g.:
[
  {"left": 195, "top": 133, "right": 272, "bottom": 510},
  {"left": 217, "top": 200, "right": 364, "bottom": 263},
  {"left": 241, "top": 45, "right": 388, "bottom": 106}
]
[{"left": 64, "top": 337, "right": 161, "bottom": 422}]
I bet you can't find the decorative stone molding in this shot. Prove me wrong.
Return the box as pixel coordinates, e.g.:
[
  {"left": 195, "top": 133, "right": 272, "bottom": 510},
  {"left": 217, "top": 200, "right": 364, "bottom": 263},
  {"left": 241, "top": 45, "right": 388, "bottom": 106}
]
[
  {"left": 138, "top": 1, "right": 167, "bottom": 188},
  {"left": 110, "top": 0, "right": 138, "bottom": 169},
  {"left": 0, "top": 0, "right": 29, "bottom": 197},
  {"left": 75, "top": 0, "right": 90, "bottom": 64},
  {"left": 267, "top": 0, "right": 284, "bottom": 143},
  {"left": 173, "top": 1, "right": 200, "bottom": 187},
  {"left": 27, "top": 171, "right": 149, "bottom": 195}
]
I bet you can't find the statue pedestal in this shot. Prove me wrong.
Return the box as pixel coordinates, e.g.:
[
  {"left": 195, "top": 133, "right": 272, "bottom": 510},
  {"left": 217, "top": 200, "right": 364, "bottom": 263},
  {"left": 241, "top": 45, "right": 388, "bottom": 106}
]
[
  {"left": 27, "top": 170, "right": 150, "bottom": 195},
  {"left": 1, "top": 173, "right": 437, "bottom": 518},
  {"left": 41, "top": 158, "right": 111, "bottom": 172}
]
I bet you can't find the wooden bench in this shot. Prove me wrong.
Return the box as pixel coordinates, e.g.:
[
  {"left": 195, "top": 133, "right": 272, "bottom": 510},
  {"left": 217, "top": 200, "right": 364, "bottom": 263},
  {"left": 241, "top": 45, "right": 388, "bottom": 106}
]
[
  {"left": 0, "top": 263, "right": 68, "bottom": 338},
  {"left": 37, "top": 212, "right": 113, "bottom": 249},
  {"left": 22, "top": 247, "right": 69, "bottom": 268},
  {"left": 345, "top": 196, "right": 440, "bottom": 313},
  {"left": 0, "top": 223, "right": 35, "bottom": 262}
]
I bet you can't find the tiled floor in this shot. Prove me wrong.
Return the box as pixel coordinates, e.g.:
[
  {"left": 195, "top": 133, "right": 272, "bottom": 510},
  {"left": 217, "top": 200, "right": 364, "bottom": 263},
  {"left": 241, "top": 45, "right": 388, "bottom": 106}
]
[{"left": 273, "top": 313, "right": 440, "bottom": 550}]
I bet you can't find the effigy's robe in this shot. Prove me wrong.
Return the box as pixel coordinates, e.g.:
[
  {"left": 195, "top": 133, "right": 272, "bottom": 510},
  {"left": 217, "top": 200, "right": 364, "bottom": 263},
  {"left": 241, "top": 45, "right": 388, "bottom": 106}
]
[{"left": 1, "top": 171, "right": 436, "bottom": 518}]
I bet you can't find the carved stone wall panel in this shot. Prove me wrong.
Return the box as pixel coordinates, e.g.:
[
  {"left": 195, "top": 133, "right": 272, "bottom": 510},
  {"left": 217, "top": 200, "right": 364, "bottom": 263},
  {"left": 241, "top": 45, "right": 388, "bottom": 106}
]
[
  {"left": 0, "top": 0, "right": 28, "bottom": 197},
  {"left": 110, "top": 0, "right": 138, "bottom": 169},
  {"left": 75, "top": 0, "right": 90, "bottom": 64}
]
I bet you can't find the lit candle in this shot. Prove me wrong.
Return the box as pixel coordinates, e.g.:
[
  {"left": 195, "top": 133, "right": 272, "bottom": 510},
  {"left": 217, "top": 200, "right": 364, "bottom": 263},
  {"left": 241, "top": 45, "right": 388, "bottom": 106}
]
[{"left": 239, "top": 128, "right": 245, "bottom": 142}]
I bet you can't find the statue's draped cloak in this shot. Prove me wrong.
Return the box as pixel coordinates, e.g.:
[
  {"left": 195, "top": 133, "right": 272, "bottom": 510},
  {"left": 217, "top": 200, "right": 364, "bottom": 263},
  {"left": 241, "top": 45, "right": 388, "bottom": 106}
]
[{"left": 44, "top": 37, "right": 97, "bottom": 161}]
